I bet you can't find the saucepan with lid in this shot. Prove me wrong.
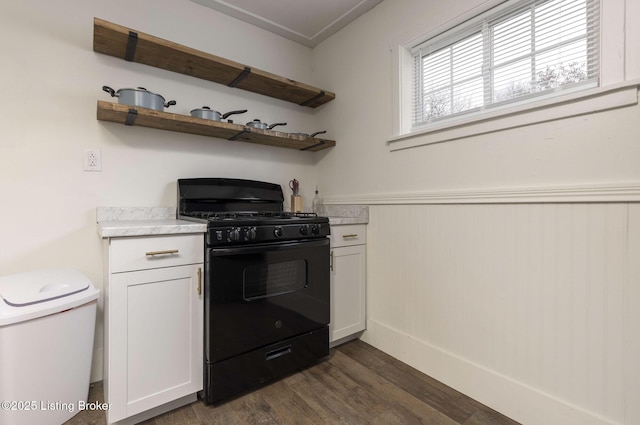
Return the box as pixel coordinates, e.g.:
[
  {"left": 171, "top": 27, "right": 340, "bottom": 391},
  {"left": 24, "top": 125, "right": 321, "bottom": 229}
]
[
  {"left": 102, "top": 86, "right": 176, "bottom": 111},
  {"left": 246, "top": 119, "right": 287, "bottom": 130},
  {"left": 190, "top": 107, "right": 247, "bottom": 122},
  {"left": 292, "top": 130, "right": 327, "bottom": 138}
]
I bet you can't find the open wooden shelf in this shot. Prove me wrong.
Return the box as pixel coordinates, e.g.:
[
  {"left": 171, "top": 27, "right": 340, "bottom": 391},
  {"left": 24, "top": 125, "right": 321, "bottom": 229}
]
[
  {"left": 93, "top": 18, "right": 335, "bottom": 108},
  {"left": 96, "top": 101, "right": 336, "bottom": 152}
]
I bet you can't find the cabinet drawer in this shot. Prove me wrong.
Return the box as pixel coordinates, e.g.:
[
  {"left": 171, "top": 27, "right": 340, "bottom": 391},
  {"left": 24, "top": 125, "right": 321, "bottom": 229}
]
[
  {"left": 330, "top": 224, "right": 366, "bottom": 248},
  {"left": 109, "top": 234, "right": 203, "bottom": 273}
]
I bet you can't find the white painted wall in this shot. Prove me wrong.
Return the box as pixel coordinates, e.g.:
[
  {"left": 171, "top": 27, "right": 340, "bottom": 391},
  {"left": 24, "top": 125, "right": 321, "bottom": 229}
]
[
  {"left": 0, "top": 0, "right": 326, "bottom": 381},
  {"left": 312, "top": 1, "right": 640, "bottom": 424},
  {"left": 313, "top": 0, "right": 640, "bottom": 196}
]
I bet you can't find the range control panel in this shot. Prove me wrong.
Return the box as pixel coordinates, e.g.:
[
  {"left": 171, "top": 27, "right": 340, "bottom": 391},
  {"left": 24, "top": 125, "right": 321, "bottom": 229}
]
[{"left": 207, "top": 223, "right": 330, "bottom": 246}]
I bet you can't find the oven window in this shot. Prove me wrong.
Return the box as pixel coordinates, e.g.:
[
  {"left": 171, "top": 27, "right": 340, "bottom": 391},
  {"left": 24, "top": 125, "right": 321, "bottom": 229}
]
[{"left": 243, "top": 260, "right": 308, "bottom": 300}]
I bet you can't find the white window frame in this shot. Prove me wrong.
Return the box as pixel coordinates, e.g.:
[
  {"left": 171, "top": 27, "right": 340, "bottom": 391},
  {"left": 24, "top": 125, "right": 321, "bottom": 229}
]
[{"left": 389, "top": 0, "right": 637, "bottom": 152}]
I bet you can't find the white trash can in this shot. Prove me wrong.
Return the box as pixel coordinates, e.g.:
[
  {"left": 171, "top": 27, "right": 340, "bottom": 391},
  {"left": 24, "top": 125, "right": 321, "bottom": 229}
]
[{"left": 0, "top": 268, "right": 100, "bottom": 425}]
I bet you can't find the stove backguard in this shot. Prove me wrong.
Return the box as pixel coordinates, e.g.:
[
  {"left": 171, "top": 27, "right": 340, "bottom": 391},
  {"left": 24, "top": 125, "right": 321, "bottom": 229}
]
[{"left": 178, "top": 178, "right": 284, "bottom": 216}]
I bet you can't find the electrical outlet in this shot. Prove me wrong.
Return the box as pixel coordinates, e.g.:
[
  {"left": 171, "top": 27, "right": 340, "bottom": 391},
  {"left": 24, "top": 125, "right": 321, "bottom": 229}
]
[{"left": 83, "top": 149, "right": 102, "bottom": 172}]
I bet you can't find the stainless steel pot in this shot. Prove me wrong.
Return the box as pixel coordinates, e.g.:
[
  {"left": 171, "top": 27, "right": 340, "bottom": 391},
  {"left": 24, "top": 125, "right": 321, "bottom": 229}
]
[
  {"left": 102, "top": 86, "right": 176, "bottom": 111},
  {"left": 246, "top": 119, "right": 287, "bottom": 130},
  {"left": 190, "top": 107, "right": 247, "bottom": 122}
]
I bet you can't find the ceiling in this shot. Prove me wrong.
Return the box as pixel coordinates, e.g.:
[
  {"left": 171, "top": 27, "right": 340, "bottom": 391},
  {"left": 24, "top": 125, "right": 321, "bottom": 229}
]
[{"left": 190, "top": 0, "right": 383, "bottom": 48}]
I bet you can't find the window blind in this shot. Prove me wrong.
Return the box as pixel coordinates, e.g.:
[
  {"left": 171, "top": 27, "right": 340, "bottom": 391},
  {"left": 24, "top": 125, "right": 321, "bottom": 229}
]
[{"left": 412, "top": 0, "right": 600, "bottom": 128}]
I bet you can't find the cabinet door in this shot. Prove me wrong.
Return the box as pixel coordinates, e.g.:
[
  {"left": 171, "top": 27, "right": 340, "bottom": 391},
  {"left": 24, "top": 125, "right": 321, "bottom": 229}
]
[
  {"left": 330, "top": 245, "right": 366, "bottom": 343},
  {"left": 107, "top": 264, "right": 203, "bottom": 423}
]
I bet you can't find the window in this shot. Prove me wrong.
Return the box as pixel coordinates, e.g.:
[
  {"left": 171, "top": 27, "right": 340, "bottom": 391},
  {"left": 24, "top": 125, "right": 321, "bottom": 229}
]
[{"left": 412, "top": 0, "right": 600, "bottom": 129}]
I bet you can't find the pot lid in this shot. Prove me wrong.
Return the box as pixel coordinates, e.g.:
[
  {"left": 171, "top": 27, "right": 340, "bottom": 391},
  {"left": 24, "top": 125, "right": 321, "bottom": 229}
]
[
  {"left": 118, "top": 87, "right": 166, "bottom": 100},
  {"left": 191, "top": 106, "right": 220, "bottom": 113}
]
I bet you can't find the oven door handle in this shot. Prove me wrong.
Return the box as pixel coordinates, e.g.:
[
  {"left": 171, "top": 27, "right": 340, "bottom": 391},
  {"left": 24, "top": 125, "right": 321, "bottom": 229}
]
[{"left": 209, "top": 238, "right": 329, "bottom": 256}]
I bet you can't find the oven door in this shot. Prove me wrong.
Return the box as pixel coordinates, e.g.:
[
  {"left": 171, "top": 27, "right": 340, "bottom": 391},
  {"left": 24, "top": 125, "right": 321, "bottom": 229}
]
[{"left": 205, "top": 238, "right": 329, "bottom": 364}]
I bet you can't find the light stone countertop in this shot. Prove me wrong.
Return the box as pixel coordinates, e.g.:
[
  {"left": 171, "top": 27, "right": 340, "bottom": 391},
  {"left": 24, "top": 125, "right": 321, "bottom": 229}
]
[
  {"left": 97, "top": 207, "right": 207, "bottom": 238},
  {"left": 96, "top": 205, "right": 367, "bottom": 238},
  {"left": 319, "top": 205, "right": 369, "bottom": 225}
]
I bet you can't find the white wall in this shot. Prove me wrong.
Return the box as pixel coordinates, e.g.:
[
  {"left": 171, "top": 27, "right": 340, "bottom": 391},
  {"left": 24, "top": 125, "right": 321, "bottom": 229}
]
[
  {"left": 0, "top": 0, "right": 327, "bottom": 381},
  {"left": 313, "top": 0, "right": 640, "bottom": 196},
  {"left": 313, "top": 1, "right": 640, "bottom": 424}
]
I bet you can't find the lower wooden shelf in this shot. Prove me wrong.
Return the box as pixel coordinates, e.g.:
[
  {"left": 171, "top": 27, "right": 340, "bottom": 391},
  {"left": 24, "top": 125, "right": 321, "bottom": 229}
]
[{"left": 96, "top": 101, "right": 335, "bottom": 152}]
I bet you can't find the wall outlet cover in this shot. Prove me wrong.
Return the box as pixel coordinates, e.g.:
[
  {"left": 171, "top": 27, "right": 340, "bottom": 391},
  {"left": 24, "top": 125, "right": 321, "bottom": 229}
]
[{"left": 83, "top": 149, "right": 102, "bottom": 172}]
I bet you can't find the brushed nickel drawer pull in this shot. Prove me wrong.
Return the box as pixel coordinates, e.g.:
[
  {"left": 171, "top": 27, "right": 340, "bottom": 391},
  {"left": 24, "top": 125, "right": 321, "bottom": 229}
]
[
  {"left": 145, "top": 249, "right": 179, "bottom": 256},
  {"left": 342, "top": 234, "right": 359, "bottom": 239},
  {"left": 197, "top": 267, "right": 202, "bottom": 296},
  {"left": 330, "top": 251, "right": 334, "bottom": 271}
]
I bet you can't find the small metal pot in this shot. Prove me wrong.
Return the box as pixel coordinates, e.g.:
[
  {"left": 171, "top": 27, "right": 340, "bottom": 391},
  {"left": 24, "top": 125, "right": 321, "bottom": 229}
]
[
  {"left": 246, "top": 119, "right": 287, "bottom": 130},
  {"left": 292, "top": 131, "right": 327, "bottom": 138},
  {"left": 102, "top": 86, "right": 176, "bottom": 111},
  {"left": 190, "top": 107, "right": 247, "bottom": 122}
]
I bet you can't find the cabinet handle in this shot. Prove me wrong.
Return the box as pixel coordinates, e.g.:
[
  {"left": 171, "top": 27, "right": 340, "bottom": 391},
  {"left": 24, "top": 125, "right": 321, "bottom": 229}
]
[
  {"left": 342, "top": 234, "right": 358, "bottom": 239},
  {"left": 197, "top": 267, "right": 202, "bottom": 296},
  {"left": 330, "top": 250, "right": 334, "bottom": 271},
  {"left": 145, "top": 249, "right": 179, "bottom": 256}
]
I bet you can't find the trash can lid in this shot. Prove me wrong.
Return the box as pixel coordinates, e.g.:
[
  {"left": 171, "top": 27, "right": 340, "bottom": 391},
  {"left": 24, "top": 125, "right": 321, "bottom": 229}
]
[{"left": 0, "top": 268, "right": 100, "bottom": 326}]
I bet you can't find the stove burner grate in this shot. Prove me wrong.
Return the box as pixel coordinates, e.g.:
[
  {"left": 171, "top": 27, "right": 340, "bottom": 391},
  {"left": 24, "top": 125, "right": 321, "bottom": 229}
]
[{"left": 187, "top": 211, "right": 319, "bottom": 221}]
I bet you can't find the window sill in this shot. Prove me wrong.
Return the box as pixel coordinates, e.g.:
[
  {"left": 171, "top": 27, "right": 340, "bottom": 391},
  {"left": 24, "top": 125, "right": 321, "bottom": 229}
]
[{"left": 387, "top": 80, "right": 640, "bottom": 152}]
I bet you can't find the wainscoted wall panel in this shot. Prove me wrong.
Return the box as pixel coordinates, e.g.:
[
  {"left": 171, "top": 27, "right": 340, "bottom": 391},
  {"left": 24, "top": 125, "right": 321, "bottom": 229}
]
[
  {"left": 628, "top": 204, "right": 640, "bottom": 424},
  {"left": 363, "top": 203, "right": 637, "bottom": 425}
]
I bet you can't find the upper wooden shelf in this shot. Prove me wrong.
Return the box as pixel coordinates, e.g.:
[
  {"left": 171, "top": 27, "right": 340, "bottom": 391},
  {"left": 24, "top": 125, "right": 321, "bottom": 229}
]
[
  {"left": 96, "top": 101, "right": 335, "bottom": 152},
  {"left": 93, "top": 18, "right": 335, "bottom": 108}
]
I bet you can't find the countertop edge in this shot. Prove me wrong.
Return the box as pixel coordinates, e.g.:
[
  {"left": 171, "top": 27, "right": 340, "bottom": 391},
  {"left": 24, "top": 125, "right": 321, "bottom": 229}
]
[
  {"left": 97, "top": 219, "right": 207, "bottom": 238},
  {"left": 328, "top": 217, "right": 369, "bottom": 225},
  {"left": 323, "top": 205, "right": 369, "bottom": 225}
]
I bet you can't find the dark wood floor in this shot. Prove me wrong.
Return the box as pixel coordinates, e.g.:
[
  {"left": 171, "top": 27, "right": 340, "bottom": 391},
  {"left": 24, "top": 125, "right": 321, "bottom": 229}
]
[{"left": 66, "top": 339, "right": 520, "bottom": 425}]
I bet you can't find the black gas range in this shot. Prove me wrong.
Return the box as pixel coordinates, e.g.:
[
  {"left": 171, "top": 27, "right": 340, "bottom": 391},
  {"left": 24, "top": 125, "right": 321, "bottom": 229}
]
[
  {"left": 178, "top": 178, "right": 330, "bottom": 245},
  {"left": 177, "top": 178, "right": 331, "bottom": 404}
]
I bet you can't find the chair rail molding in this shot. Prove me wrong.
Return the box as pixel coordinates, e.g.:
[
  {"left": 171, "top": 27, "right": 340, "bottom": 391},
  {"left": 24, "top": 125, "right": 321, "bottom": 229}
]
[{"left": 322, "top": 182, "right": 640, "bottom": 205}]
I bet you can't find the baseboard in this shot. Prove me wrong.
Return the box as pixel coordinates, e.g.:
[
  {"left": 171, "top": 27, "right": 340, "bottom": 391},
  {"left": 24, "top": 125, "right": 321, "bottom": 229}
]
[
  {"left": 330, "top": 331, "right": 364, "bottom": 348},
  {"left": 361, "top": 319, "right": 619, "bottom": 425}
]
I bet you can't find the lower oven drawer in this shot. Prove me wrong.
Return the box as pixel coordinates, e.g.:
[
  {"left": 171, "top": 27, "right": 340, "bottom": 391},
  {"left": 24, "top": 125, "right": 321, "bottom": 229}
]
[{"left": 205, "top": 326, "right": 329, "bottom": 404}]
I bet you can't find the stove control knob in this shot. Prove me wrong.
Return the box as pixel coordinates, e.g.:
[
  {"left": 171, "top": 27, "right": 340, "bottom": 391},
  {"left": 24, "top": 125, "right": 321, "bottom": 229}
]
[
  {"left": 299, "top": 225, "right": 309, "bottom": 235},
  {"left": 248, "top": 227, "right": 257, "bottom": 240},
  {"left": 311, "top": 224, "right": 320, "bottom": 235},
  {"left": 229, "top": 228, "right": 240, "bottom": 241},
  {"left": 274, "top": 226, "right": 283, "bottom": 238}
]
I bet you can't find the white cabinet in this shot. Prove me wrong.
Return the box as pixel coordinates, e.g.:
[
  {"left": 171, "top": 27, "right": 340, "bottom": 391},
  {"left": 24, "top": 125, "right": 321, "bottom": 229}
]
[
  {"left": 103, "top": 234, "right": 203, "bottom": 425},
  {"left": 330, "top": 224, "right": 366, "bottom": 345}
]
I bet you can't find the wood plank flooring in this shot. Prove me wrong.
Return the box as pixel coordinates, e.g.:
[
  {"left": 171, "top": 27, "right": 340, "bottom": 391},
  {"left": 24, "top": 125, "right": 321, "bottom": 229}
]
[{"left": 65, "top": 339, "right": 520, "bottom": 425}]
